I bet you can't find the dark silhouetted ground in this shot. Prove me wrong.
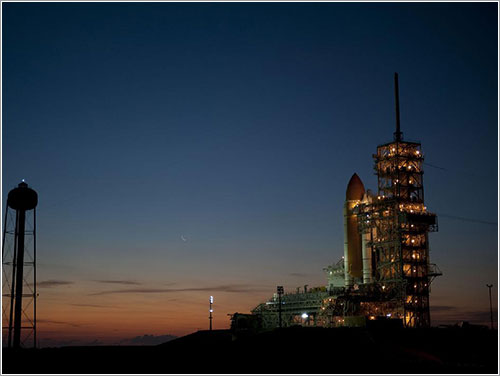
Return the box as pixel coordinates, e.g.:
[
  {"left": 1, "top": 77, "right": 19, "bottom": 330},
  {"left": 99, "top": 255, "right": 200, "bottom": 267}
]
[{"left": 2, "top": 326, "right": 498, "bottom": 374}]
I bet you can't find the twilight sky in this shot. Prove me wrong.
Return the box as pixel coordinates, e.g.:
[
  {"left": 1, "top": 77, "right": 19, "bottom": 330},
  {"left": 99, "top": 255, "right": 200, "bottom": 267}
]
[{"left": 2, "top": 2, "right": 498, "bottom": 346}]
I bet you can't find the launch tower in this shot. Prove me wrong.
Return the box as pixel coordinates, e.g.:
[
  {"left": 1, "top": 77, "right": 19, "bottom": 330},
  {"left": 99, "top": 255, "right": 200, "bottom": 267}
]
[
  {"left": 355, "top": 73, "right": 441, "bottom": 327},
  {"left": 231, "top": 73, "right": 441, "bottom": 332}
]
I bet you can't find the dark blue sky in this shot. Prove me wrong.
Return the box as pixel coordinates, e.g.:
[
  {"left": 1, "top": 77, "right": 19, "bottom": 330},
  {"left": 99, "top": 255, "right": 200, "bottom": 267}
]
[{"left": 2, "top": 2, "right": 497, "bottom": 340}]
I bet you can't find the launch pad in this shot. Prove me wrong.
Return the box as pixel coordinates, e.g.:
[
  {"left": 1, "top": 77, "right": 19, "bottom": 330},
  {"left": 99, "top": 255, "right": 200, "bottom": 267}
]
[{"left": 232, "top": 73, "right": 442, "bottom": 331}]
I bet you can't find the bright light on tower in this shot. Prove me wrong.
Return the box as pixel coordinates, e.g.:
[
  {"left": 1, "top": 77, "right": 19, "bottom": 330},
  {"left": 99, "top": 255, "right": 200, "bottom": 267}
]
[
  {"left": 301, "top": 313, "right": 308, "bottom": 319},
  {"left": 209, "top": 296, "right": 214, "bottom": 331}
]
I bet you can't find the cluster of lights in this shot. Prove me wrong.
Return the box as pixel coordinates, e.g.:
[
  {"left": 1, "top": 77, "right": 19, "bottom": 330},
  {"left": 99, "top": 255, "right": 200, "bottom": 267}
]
[
  {"left": 392, "top": 178, "right": 420, "bottom": 186},
  {"left": 406, "top": 238, "right": 425, "bottom": 248},
  {"left": 381, "top": 145, "right": 422, "bottom": 158},
  {"left": 399, "top": 203, "right": 426, "bottom": 212},
  {"left": 352, "top": 143, "right": 430, "bottom": 324},
  {"left": 405, "top": 296, "right": 422, "bottom": 305}
]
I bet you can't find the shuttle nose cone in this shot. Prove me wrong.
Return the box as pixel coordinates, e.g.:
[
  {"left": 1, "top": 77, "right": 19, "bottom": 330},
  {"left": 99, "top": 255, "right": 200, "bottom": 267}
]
[{"left": 346, "top": 173, "right": 365, "bottom": 201}]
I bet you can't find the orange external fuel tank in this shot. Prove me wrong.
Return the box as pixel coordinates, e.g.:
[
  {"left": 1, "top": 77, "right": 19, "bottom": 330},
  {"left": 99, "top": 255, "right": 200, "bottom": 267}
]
[{"left": 343, "top": 173, "right": 365, "bottom": 286}]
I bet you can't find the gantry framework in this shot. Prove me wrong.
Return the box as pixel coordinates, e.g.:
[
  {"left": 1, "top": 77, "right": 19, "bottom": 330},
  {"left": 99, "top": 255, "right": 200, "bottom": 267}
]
[
  {"left": 251, "top": 289, "right": 329, "bottom": 328},
  {"left": 355, "top": 139, "right": 441, "bottom": 327},
  {"left": 235, "top": 74, "right": 441, "bottom": 331}
]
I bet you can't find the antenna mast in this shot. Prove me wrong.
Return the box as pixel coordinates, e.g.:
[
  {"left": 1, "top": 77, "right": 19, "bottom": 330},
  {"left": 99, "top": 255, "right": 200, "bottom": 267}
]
[{"left": 394, "top": 72, "right": 403, "bottom": 142}]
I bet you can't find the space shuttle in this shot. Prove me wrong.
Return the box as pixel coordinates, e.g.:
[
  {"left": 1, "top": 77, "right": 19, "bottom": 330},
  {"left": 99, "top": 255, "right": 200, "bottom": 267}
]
[{"left": 343, "top": 173, "right": 373, "bottom": 286}]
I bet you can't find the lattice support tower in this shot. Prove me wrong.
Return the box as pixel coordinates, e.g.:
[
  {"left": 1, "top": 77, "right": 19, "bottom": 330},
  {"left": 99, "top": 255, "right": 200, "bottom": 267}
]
[
  {"left": 354, "top": 73, "right": 440, "bottom": 327},
  {"left": 2, "top": 181, "right": 38, "bottom": 348}
]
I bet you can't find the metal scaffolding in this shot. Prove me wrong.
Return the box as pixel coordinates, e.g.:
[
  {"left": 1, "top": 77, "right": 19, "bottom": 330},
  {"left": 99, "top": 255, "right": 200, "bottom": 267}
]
[
  {"left": 354, "top": 136, "right": 440, "bottom": 327},
  {"left": 2, "top": 185, "right": 38, "bottom": 348},
  {"left": 232, "top": 73, "right": 441, "bottom": 332},
  {"left": 251, "top": 288, "right": 329, "bottom": 328}
]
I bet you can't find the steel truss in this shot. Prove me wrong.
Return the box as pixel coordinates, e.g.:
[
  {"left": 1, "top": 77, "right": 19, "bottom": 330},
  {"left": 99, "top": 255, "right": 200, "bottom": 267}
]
[
  {"left": 355, "top": 140, "right": 440, "bottom": 327},
  {"left": 2, "top": 206, "right": 37, "bottom": 348},
  {"left": 251, "top": 291, "right": 329, "bottom": 329}
]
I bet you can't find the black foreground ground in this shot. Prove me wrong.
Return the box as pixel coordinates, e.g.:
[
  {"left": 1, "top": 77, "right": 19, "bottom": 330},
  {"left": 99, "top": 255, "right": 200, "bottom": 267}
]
[{"left": 2, "top": 326, "right": 498, "bottom": 374}]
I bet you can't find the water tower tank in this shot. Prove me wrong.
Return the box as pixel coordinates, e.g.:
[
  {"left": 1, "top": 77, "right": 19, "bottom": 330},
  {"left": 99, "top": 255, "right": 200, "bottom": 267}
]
[{"left": 7, "top": 181, "right": 38, "bottom": 210}]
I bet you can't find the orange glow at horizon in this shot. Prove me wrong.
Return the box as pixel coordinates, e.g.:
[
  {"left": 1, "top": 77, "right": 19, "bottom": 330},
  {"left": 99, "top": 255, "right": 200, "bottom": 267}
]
[{"left": 12, "top": 284, "right": 275, "bottom": 345}]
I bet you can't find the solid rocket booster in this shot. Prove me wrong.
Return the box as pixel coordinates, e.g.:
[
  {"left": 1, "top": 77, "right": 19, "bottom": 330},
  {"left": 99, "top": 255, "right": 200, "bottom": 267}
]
[
  {"left": 361, "top": 226, "right": 372, "bottom": 284},
  {"left": 344, "top": 173, "right": 365, "bottom": 286}
]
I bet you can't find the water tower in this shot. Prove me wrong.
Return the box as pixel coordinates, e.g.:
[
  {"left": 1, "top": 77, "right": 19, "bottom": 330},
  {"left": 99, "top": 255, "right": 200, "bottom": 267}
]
[{"left": 2, "top": 181, "right": 38, "bottom": 348}]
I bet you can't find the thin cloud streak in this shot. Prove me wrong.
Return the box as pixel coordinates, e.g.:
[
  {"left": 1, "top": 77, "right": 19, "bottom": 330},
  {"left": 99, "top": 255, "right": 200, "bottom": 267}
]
[
  {"left": 89, "top": 285, "right": 269, "bottom": 296},
  {"left": 430, "top": 305, "right": 456, "bottom": 312},
  {"left": 93, "top": 280, "right": 142, "bottom": 285},
  {"left": 70, "top": 303, "right": 117, "bottom": 309},
  {"left": 36, "top": 319, "right": 82, "bottom": 328},
  {"left": 37, "top": 280, "right": 74, "bottom": 288}
]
